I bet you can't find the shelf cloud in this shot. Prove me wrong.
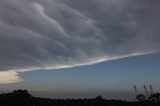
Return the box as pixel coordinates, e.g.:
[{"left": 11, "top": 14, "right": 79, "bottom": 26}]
[{"left": 0, "top": 0, "right": 160, "bottom": 75}]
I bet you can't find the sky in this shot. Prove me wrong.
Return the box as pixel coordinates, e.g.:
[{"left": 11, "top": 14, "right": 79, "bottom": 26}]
[{"left": 0, "top": 0, "right": 160, "bottom": 101}]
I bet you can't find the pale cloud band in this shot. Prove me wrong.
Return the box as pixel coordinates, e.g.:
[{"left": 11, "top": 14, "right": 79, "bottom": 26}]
[
  {"left": 0, "top": 0, "right": 160, "bottom": 82},
  {"left": 0, "top": 71, "right": 23, "bottom": 84}
]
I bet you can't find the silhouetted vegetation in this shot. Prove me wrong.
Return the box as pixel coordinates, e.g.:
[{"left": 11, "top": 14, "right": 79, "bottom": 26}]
[
  {"left": 135, "top": 92, "right": 160, "bottom": 103},
  {"left": 0, "top": 90, "right": 160, "bottom": 106}
]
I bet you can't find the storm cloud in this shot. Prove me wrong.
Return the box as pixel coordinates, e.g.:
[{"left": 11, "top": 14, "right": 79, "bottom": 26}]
[{"left": 0, "top": 0, "right": 160, "bottom": 72}]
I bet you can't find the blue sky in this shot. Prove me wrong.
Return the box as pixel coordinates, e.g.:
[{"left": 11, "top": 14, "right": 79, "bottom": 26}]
[{"left": 1, "top": 52, "right": 160, "bottom": 100}]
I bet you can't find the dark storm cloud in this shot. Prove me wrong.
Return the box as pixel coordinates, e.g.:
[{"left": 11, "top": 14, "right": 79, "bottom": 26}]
[{"left": 0, "top": 0, "right": 160, "bottom": 71}]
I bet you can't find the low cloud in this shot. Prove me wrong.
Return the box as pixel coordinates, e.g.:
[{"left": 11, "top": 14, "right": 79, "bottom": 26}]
[
  {"left": 0, "top": 0, "right": 160, "bottom": 74},
  {"left": 0, "top": 71, "right": 23, "bottom": 84}
]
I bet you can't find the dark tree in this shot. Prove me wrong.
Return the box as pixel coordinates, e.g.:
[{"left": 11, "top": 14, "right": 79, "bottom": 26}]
[
  {"left": 149, "top": 93, "right": 160, "bottom": 103},
  {"left": 136, "top": 94, "right": 146, "bottom": 101}
]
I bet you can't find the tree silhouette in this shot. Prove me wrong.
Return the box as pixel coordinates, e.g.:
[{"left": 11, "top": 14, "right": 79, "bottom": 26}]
[
  {"left": 95, "top": 95, "right": 103, "bottom": 100},
  {"left": 149, "top": 93, "right": 160, "bottom": 103},
  {"left": 136, "top": 94, "right": 146, "bottom": 101},
  {"left": 11, "top": 90, "right": 32, "bottom": 97},
  {"left": 0, "top": 89, "right": 160, "bottom": 106}
]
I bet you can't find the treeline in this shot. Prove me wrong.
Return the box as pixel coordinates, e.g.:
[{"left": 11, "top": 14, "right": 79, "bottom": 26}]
[{"left": 0, "top": 90, "right": 160, "bottom": 106}]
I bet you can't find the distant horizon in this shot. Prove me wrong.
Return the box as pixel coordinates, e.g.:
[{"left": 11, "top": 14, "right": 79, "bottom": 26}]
[{"left": 0, "top": 53, "right": 160, "bottom": 101}]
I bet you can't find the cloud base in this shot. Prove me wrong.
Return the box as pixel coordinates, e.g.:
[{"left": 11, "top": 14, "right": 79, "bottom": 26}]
[{"left": 0, "top": 0, "right": 160, "bottom": 73}]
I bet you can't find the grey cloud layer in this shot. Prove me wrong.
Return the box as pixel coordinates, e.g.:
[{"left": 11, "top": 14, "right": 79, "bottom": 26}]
[{"left": 0, "top": 0, "right": 160, "bottom": 71}]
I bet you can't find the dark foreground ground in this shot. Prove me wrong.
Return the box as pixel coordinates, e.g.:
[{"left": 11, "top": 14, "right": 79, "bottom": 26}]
[{"left": 0, "top": 90, "right": 160, "bottom": 106}]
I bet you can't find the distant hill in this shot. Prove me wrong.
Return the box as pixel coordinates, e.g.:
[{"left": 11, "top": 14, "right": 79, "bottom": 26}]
[{"left": 0, "top": 90, "right": 159, "bottom": 106}]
